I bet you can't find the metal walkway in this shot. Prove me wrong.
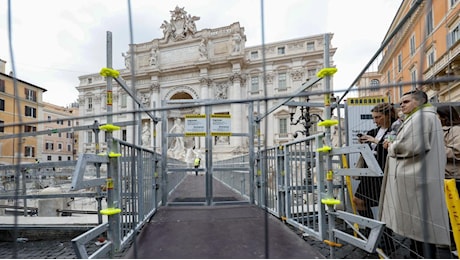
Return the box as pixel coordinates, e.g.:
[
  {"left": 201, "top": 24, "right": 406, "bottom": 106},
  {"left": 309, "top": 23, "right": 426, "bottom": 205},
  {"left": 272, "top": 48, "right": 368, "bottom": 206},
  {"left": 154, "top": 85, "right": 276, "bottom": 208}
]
[{"left": 122, "top": 174, "right": 326, "bottom": 259}]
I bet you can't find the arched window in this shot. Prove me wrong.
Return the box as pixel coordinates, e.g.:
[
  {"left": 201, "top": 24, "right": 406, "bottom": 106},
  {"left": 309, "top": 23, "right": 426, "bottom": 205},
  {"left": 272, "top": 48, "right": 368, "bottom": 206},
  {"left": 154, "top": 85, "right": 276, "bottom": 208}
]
[{"left": 370, "top": 79, "right": 379, "bottom": 91}]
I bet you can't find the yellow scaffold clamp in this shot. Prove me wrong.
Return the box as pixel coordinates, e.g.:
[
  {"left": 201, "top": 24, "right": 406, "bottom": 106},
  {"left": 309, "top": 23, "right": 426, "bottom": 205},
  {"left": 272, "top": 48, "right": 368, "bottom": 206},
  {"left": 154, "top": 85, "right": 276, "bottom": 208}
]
[
  {"left": 321, "top": 198, "right": 341, "bottom": 206},
  {"left": 99, "top": 124, "right": 121, "bottom": 132},
  {"left": 99, "top": 67, "right": 120, "bottom": 78},
  {"left": 317, "top": 146, "right": 332, "bottom": 153},
  {"left": 108, "top": 152, "right": 122, "bottom": 158},
  {"left": 316, "top": 67, "right": 338, "bottom": 78},
  {"left": 318, "top": 119, "right": 339, "bottom": 128},
  {"left": 100, "top": 208, "right": 122, "bottom": 216}
]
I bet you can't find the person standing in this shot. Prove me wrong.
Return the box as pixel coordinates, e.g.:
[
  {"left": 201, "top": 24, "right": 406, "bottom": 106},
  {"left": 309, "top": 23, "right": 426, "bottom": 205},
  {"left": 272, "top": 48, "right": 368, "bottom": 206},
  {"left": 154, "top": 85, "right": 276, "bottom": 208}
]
[
  {"left": 194, "top": 157, "right": 201, "bottom": 176},
  {"left": 354, "top": 102, "right": 397, "bottom": 253},
  {"left": 381, "top": 90, "right": 450, "bottom": 258},
  {"left": 354, "top": 103, "right": 397, "bottom": 219}
]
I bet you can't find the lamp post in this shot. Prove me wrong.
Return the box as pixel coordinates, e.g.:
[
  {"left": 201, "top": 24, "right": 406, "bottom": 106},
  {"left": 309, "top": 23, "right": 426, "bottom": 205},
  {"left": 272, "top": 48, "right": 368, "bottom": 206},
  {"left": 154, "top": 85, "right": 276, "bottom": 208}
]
[{"left": 288, "top": 99, "right": 324, "bottom": 138}]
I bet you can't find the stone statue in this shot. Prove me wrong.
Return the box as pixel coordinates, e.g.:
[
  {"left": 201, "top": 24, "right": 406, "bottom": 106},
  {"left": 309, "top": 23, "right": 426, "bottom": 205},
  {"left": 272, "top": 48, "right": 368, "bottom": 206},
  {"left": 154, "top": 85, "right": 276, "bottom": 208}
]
[
  {"left": 215, "top": 83, "right": 228, "bottom": 99},
  {"left": 232, "top": 34, "right": 242, "bottom": 53},
  {"left": 199, "top": 39, "right": 207, "bottom": 59},
  {"left": 168, "top": 118, "right": 185, "bottom": 159},
  {"left": 149, "top": 47, "right": 158, "bottom": 67},
  {"left": 160, "top": 20, "right": 173, "bottom": 42},
  {"left": 142, "top": 122, "right": 150, "bottom": 146},
  {"left": 122, "top": 51, "right": 131, "bottom": 69}
]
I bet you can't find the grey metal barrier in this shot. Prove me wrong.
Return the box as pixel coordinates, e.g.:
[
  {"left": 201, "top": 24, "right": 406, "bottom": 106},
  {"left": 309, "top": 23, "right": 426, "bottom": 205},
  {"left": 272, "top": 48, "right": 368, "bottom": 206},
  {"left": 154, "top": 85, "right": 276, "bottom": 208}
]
[
  {"left": 213, "top": 155, "right": 250, "bottom": 200},
  {"left": 71, "top": 138, "right": 187, "bottom": 258}
]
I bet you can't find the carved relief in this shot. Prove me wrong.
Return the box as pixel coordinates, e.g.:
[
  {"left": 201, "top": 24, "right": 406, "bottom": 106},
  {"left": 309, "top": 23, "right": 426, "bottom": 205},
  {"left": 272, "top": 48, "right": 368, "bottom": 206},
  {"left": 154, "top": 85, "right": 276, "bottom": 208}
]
[
  {"left": 200, "top": 77, "right": 212, "bottom": 86},
  {"left": 290, "top": 69, "right": 304, "bottom": 81},
  {"left": 229, "top": 73, "right": 241, "bottom": 83},
  {"left": 215, "top": 82, "right": 228, "bottom": 99},
  {"left": 160, "top": 6, "right": 200, "bottom": 43},
  {"left": 138, "top": 92, "right": 151, "bottom": 107},
  {"left": 264, "top": 72, "right": 274, "bottom": 84},
  {"left": 151, "top": 82, "right": 160, "bottom": 92}
]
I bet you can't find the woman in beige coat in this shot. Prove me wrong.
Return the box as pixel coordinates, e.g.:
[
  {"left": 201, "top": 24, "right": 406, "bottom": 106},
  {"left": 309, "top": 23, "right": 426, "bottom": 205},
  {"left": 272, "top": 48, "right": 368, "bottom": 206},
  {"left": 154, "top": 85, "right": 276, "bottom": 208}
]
[{"left": 381, "top": 90, "right": 450, "bottom": 258}]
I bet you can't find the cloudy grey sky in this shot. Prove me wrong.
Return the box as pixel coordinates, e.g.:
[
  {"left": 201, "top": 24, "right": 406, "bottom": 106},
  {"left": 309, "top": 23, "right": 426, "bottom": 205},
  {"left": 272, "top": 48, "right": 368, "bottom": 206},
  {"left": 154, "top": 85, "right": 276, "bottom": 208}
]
[{"left": 1, "top": 0, "right": 401, "bottom": 107}]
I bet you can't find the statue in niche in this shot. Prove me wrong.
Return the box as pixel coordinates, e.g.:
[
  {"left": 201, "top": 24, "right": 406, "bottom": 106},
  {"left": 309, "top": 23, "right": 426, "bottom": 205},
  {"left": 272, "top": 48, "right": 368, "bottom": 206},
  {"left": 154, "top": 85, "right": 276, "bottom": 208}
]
[
  {"left": 142, "top": 122, "right": 151, "bottom": 146},
  {"left": 199, "top": 39, "right": 208, "bottom": 59},
  {"left": 149, "top": 47, "right": 158, "bottom": 67},
  {"left": 215, "top": 83, "right": 228, "bottom": 99},
  {"left": 168, "top": 118, "right": 185, "bottom": 159},
  {"left": 232, "top": 34, "right": 242, "bottom": 53}
]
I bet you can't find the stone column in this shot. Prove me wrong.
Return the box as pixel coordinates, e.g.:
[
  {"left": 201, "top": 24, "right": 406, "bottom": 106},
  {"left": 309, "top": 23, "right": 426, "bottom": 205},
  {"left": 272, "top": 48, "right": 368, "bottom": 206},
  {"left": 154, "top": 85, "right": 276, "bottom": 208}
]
[
  {"left": 199, "top": 70, "right": 212, "bottom": 150},
  {"left": 229, "top": 71, "right": 243, "bottom": 147}
]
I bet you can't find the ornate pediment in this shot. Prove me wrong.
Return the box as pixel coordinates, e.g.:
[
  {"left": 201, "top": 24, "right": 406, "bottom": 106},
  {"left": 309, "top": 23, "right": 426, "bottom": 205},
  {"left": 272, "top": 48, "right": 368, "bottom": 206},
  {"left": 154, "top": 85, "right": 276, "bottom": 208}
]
[{"left": 160, "top": 6, "right": 200, "bottom": 43}]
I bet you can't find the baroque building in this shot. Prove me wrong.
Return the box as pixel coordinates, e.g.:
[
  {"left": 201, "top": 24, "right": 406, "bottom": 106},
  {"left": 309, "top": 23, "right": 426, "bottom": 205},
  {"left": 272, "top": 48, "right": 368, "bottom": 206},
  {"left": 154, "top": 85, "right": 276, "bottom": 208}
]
[{"left": 76, "top": 6, "right": 336, "bottom": 160}]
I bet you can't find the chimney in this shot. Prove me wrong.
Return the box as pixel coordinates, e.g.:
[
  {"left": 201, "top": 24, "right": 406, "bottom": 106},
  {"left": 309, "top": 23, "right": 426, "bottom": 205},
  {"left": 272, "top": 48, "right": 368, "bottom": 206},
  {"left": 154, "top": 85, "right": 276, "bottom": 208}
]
[{"left": 0, "top": 59, "right": 6, "bottom": 74}]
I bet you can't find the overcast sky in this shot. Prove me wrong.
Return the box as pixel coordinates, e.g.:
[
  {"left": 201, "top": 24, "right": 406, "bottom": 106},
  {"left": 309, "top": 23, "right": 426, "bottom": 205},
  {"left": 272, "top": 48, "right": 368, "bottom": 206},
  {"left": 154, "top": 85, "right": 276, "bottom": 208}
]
[{"left": 1, "top": 0, "right": 401, "bottom": 107}]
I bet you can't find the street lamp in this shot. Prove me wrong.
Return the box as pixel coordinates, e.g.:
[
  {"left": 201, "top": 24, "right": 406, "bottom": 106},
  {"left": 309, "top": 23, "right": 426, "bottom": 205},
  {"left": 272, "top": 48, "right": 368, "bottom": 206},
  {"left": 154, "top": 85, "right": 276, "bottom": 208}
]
[{"left": 288, "top": 102, "right": 324, "bottom": 138}]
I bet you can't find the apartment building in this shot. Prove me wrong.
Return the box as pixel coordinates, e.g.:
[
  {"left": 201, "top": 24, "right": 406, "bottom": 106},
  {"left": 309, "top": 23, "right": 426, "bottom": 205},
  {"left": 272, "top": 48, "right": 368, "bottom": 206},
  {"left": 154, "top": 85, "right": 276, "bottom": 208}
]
[
  {"left": 0, "top": 59, "right": 46, "bottom": 165},
  {"left": 375, "top": 0, "right": 460, "bottom": 102},
  {"left": 42, "top": 102, "right": 79, "bottom": 162}
]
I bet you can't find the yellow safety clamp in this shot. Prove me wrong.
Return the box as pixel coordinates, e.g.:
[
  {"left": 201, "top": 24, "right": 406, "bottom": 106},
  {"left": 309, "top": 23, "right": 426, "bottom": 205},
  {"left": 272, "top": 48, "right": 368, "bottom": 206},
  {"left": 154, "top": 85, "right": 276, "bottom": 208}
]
[
  {"left": 321, "top": 198, "right": 341, "bottom": 205},
  {"left": 99, "top": 67, "right": 120, "bottom": 78},
  {"left": 257, "top": 169, "right": 262, "bottom": 176},
  {"left": 108, "top": 152, "right": 122, "bottom": 158},
  {"left": 316, "top": 68, "right": 338, "bottom": 78},
  {"left": 326, "top": 170, "right": 333, "bottom": 181},
  {"left": 99, "top": 124, "right": 121, "bottom": 132},
  {"left": 317, "top": 146, "right": 332, "bottom": 153},
  {"left": 100, "top": 208, "right": 122, "bottom": 216},
  {"left": 318, "top": 119, "right": 338, "bottom": 127}
]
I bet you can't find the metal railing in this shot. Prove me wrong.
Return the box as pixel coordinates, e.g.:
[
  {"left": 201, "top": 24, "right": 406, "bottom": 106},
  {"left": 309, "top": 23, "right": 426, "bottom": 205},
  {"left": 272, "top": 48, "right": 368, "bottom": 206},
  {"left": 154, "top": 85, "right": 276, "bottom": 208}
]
[{"left": 70, "top": 138, "right": 187, "bottom": 258}]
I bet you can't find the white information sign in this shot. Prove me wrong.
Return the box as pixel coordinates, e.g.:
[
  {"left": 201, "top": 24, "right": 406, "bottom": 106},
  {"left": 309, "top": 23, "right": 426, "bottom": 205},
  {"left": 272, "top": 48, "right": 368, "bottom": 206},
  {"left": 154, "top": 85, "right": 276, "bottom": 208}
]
[
  {"left": 345, "top": 96, "right": 388, "bottom": 167},
  {"left": 211, "top": 114, "right": 232, "bottom": 136},
  {"left": 185, "top": 114, "right": 206, "bottom": 136}
]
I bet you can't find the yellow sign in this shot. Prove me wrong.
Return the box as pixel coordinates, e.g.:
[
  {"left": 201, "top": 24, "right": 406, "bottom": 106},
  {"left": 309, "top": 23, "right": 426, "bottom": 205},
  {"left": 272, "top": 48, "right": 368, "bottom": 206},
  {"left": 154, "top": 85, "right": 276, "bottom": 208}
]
[
  {"left": 346, "top": 96, "right": 388, "bottom": 106},
  {"left": 107, "top": 91, "right": 113, "bottom": 106}
]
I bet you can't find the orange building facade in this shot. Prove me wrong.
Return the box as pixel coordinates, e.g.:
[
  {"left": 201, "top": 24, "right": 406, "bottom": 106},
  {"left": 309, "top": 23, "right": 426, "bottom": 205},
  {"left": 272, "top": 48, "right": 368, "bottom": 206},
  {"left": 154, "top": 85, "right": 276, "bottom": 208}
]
[
  {"left": 361, "top": 0, "right": 460, "bottom": 103},
  {"left": 0, "top": 59, "right": 46, "bottom": 165}
]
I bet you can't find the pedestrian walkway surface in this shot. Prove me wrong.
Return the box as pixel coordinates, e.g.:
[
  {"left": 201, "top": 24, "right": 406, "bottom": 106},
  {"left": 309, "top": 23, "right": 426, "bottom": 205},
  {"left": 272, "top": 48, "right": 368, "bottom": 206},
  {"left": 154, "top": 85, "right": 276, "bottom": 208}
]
[{"left": 122, "top": 204, "right": 325, "bottom": 259}]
